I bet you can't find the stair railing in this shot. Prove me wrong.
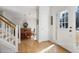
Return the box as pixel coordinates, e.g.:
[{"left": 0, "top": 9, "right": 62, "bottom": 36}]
[{"left": 0, "top": 16, "right": 20, "bottom": 52}]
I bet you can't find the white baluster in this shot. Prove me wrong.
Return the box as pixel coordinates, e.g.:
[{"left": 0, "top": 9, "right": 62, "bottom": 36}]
[
  {"left": 15, "top": 25, "right": 18, "bottom": 52},
  {"left": 5, "top": 24, "right": 7, "bottom": 41},
  {"left": 2, "top": 22, "right": 4, "bottom": 40},
  {"left": 9, "top": 26, "right": 11, "bottom": 43}
]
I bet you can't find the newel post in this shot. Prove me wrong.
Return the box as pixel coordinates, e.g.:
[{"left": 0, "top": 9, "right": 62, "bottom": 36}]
[{"left": 15, "top": 25, "right": 19, "bottom": 52}]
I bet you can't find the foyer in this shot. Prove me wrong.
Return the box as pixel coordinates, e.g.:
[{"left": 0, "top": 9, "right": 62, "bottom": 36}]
[{"left": 0, "top": 6, "right": 79, "bottom": 53}]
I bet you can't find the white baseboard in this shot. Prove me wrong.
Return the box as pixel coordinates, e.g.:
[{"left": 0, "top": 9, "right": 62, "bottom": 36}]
[{"left": 38, "top": 39, "right": 49, "bottom": 43}]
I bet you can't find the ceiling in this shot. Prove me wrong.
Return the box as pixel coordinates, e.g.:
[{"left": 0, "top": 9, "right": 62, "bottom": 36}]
[{"left": 0, "top": 6, "right": 37, "bottom": 24}]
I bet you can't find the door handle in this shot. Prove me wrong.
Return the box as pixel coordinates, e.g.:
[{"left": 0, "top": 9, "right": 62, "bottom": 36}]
[
  {"left": 69, "top": 30, "right": 72, "bottom": 32},
  {"left": 69, "top": 26, "right": 72, "bottom": 32}
]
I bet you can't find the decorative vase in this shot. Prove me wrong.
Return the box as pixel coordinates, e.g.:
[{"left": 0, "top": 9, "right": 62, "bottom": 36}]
[{"left": 23, "top": 22, "right": 28, "bottom": 28}]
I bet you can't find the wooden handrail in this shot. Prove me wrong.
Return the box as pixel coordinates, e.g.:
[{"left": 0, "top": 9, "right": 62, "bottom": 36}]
[{"left": 0, "top": 15, "right": 16, "bottom": 28}]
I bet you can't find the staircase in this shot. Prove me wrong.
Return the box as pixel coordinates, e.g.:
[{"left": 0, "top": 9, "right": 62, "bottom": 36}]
[{"left": 0, "top": 16, "right": 20, "bottom": 53}]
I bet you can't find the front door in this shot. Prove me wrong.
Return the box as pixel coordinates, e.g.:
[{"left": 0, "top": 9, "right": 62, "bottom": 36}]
[{"left": 56, "top": 8, "right": 76, "bottom": 52}]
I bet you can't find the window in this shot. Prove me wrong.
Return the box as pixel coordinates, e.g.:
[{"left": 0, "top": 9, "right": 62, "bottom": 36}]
[
  {"left": 60, "top": 11, "right": 68, "bottom": 29},
  {"left": 51, "top": 16, "right": 53, "bottom": 25},
  {"left": 76, "top": 6, "right": 79, "bottom": 30}
]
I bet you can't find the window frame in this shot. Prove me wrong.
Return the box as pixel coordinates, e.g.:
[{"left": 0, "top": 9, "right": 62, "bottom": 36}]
[{"left": 59, "top": 10, "right": 68, "bottom": 29}]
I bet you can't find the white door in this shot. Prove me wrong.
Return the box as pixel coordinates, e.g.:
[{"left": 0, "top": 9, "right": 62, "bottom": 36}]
[{"left": 56, "top": 8, "right": 76, "bottom": 52}]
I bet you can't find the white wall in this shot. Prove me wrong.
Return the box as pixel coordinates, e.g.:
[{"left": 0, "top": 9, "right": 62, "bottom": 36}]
[
  {"left": 38, "top": 6, "right": 50, "bottom": 42},
  {"left": 49, "top": 7, "right": 53, "bottom": 40},
  {"left": 50, "top": 6, "right": 76, "bottom": 41}
]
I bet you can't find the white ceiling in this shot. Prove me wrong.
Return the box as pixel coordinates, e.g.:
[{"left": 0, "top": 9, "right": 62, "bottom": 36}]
[{"left": 0, "top": 6, "right": 37, "bottom": 24}]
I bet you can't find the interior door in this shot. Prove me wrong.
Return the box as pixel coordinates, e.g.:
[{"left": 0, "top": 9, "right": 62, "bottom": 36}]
[{"left": 56, "top": 9, "right": 76, "bottom": 52}]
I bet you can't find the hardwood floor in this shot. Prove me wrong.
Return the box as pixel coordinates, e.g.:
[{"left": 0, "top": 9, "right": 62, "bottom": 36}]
[
  {"left": 18, "top": 39, "right": 52, "bottom": 53},
  {"left": 18, "top": 39, "right": 70, "bottom": 53},
  {"left": 43, "top": 44, "right": 70, "bottom": 53}
]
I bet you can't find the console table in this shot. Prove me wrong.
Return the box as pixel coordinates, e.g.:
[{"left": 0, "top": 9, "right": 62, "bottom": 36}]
[{"left": 21, "top": 28, "right": 33, "bottom": 40}]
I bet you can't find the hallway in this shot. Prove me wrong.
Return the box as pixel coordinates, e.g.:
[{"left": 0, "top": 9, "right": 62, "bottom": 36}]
[{"left": 0, "top": 6, "right": 77, "bottom": 53}]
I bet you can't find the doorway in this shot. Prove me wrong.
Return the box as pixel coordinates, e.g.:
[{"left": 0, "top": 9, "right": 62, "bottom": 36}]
[{"left": 56, "top": 7, "right": 76, "bottom": 52}]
